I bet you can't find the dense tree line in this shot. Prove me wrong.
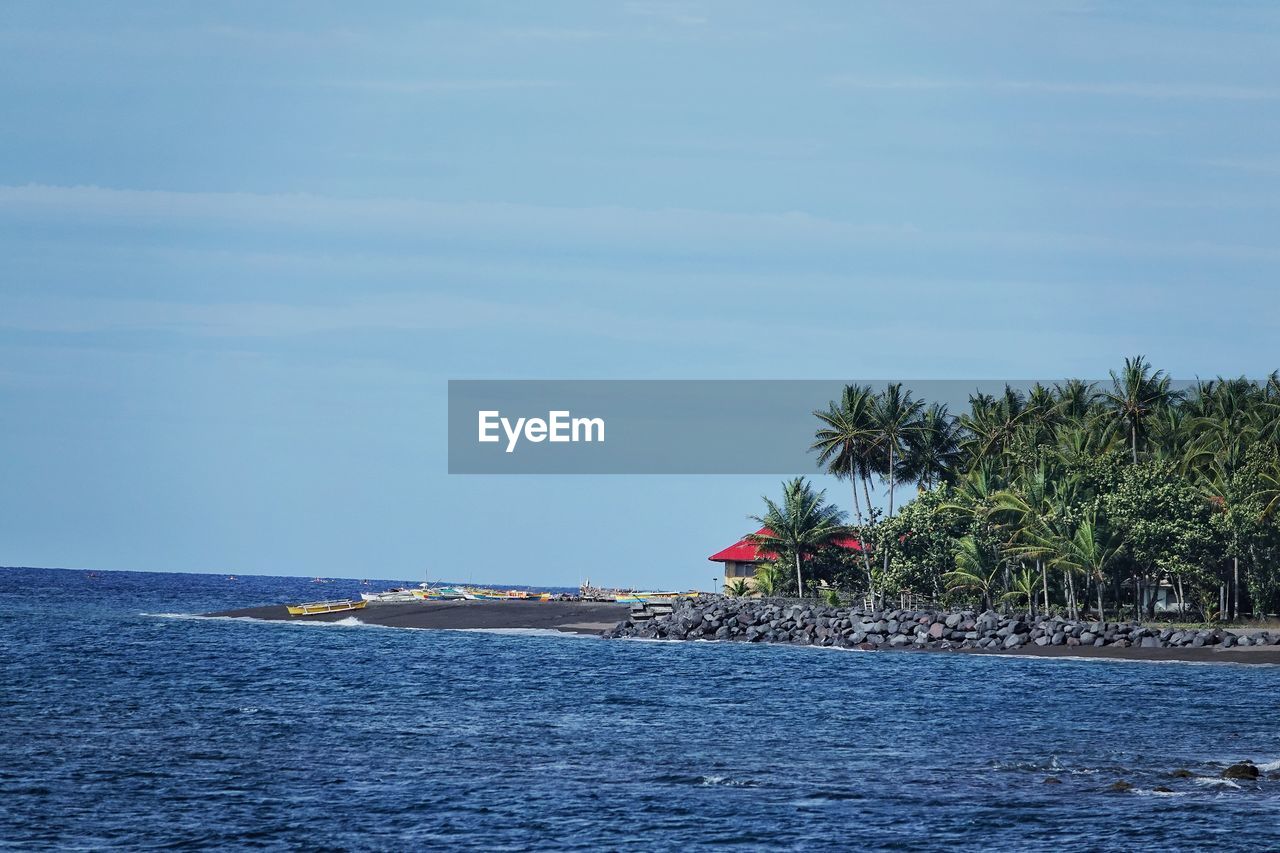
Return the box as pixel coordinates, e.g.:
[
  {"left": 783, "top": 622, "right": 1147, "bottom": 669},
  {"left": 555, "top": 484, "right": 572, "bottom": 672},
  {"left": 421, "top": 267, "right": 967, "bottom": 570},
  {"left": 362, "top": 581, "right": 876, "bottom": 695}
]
[{"left": 745, "top": 357, "right": 1280, "bottom": 622}]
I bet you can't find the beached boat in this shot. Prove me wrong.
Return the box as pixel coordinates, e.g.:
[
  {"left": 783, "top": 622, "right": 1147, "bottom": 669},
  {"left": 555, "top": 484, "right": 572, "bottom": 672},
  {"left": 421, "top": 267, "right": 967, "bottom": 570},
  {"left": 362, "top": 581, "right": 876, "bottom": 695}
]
[
  {"left": 360, "top": 588, "right": 417, "bottom": 603},
  {"left": 411, "top": 586, "right": 467, "bottom": 601},
  {"left": 286, "top": 599, "right": 368, "bottom": 616},
  {"left": 613, "top": 591, "right": 678, "bottom": 604}
]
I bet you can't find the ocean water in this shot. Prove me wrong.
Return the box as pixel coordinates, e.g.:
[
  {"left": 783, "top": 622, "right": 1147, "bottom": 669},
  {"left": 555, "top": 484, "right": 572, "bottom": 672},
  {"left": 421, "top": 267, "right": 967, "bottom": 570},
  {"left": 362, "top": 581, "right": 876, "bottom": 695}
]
[{"left": 3, "top": 567, "right": 1280, "bottom": 851}]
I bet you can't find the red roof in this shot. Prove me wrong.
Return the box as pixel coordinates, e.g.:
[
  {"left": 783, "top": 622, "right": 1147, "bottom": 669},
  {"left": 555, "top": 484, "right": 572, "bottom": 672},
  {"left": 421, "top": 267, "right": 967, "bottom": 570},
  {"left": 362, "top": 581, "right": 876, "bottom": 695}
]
[{"left": 708, "top": 527, "right": 864, "bottom": 563}]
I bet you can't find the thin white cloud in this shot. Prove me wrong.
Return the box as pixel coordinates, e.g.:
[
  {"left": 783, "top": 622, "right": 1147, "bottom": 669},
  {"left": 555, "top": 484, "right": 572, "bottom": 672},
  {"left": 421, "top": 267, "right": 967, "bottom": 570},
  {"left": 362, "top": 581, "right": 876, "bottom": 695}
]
[
  {"left": 828, "top": 76, "right": 1280, "bottom": 101},
  {"left": 0, "top": 291, "right": 841, "bottom": 348},
  {"left": 1, "top": 184, "right": 1277, "bottom": 264},
  {"left": 330, "top": 79, "right": 560, "bottom": 93},
  {"left": 499, "top": 27, "right": 609, "bottom": 41}
]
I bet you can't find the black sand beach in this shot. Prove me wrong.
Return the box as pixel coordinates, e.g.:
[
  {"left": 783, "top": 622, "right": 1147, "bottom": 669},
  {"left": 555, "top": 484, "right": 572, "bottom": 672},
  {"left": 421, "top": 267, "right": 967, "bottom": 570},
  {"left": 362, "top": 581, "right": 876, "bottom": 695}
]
[
  {"left": 205, "top": 599, "right": 630, "bottom": 635},
  {"left": 206, "top": 599, "right": 1280, "bottom": 663}
]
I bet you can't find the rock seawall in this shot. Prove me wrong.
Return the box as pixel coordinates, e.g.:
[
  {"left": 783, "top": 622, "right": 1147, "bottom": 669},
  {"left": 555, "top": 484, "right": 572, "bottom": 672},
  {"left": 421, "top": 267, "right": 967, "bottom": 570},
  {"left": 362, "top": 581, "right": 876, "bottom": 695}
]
[{"left": 602, "top": 598, "right": 1280, "bottom": 651}]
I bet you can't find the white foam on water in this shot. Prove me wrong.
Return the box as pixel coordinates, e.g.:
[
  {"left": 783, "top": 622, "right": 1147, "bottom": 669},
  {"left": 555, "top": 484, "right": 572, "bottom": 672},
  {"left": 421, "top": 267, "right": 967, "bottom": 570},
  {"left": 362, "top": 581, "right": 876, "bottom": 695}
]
[
  {"left": 455, "top": 627, "right": 594, "bottom": 639},
  {"left": 698, "top": 775, "right": 754, "bottom": 787},
  {"left": 145, "top": 612, "right": 373, "bottom": 629},
  {"left": 1194, "top": 776, "right": 1241, "bottom": 790},
  {"left": 1257, "top": 759, "right": 1280, "bottom": 772}
]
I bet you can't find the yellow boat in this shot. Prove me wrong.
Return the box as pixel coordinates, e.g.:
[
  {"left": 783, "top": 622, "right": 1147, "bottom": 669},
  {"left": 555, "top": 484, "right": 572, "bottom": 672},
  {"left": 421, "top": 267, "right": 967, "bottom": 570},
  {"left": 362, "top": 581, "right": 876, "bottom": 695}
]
[{"left": 286, "top": 599, "right": 368, "bottom": 616}]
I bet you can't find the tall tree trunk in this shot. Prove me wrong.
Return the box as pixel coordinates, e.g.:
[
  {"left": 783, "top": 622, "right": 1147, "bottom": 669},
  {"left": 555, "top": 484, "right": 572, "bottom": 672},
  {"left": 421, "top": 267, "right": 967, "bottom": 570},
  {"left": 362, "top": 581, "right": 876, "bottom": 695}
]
[
  {"left": 1175, "top": 575, "right": 1185, "bottom": 619},
  {"left": 1096, "top": 573, "right": 1105, "bottom": 620},
  {"left": 881, "top": 445, "right": 894, "bottom": 590},
  {"left": 862, "top": 474, "right": 875, "bottom": 526},
  {"left": 1131, "top": 421, "right": 1138, "bottom": 464},
  {"left": 1039, "top": 559, "right": 1048, "bottom": 614},
  {"left": 795, "top": 551, "right": 804, "bottom": 599},
  {"left": 849, "top": 455, "right": 862, "bottom": 524},
  {"left": 887, "top": 445, "right": 896, "bottom": 517},
  {"left": 859, "top": 473, "right": 877, "bottom": 608},
  {"left": 1065, "top": 570, "right": 1077, "bottom": 620},
  {"left": 1233, "top": 556, "right": 1240, "bottom": 622},
  {"left": 850, "top": 459, "right": 874, "bottom": 600}
]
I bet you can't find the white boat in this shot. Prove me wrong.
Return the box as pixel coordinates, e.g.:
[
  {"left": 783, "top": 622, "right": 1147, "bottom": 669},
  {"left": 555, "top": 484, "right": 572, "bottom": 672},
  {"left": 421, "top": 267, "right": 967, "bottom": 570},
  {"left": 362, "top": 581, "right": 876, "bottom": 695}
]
[{"left": 360, "top": 587, "right": 418, "bottom": 603}]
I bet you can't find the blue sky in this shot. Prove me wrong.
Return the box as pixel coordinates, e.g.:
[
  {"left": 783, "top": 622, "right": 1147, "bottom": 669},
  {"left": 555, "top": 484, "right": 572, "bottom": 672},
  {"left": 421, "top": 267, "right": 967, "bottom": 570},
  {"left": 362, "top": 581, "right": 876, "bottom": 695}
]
[{"left": 2, "top": 1, "right": 1279, "bottom": 588}]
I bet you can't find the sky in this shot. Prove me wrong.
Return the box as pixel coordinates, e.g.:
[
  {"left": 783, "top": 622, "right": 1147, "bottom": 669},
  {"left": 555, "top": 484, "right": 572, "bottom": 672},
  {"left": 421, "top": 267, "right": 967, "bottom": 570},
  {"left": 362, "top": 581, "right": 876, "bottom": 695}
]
[{"left": 2, "top": 1, "right": 1279, "bottom": 588}]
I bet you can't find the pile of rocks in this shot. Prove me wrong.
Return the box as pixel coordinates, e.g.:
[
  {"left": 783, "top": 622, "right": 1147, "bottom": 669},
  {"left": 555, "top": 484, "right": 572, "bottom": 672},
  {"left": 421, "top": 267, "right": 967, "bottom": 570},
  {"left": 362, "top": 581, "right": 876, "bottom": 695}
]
[{"left": 601, "top": 597, "right": 1280, "bottom": 651}]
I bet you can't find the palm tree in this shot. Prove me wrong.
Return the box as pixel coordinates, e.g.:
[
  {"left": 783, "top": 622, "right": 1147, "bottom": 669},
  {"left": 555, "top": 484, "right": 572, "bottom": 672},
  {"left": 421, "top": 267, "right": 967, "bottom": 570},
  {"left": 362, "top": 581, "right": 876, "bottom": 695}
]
[
  {"left": 1000, "top": 566, "right": 1039, "bottom": 614},
  {"left": 812, "top": 384, "right": 880, "bottom": 594},
  {"left": 959, "top": 385, "right": 1035, "bottom": 477},
  {"left": 943, "top": 535, "right": 1002, "bottom": 611},
  {"left": 899, "top": 402, "right": 962, "bottom": 491},
  {"left": 812, "top": 384, "right": 878, "bottom": 514},
  {"left": 724, "top": 578, "right": 753, "bottom": 598},
  {"left": 1050, "top": 511, "right": 1124, "bottom": 619},
  {"left": 990, "top": 470, "right": 1054, "bottom": 614},
  {"left": 1255, "top": 458, "right": 1280, "bottom": 522},
  {"left": 871, "top": 383, "right": 925, "bottom": 517},
  {"left": 1102, "top": 355, "right": 1178, "bottom": 463},
  {"left": 870, "top": 384, "right": 924, "bottom": 594},
  {"left": 749, "top": 477, "right": 848, "bottom": 598},
  {"left": 1054, "top": 379, "right": 1099, "bottom": 422},
  {"left": 751, "top": 562, "right": 786, "bottom": 597}
]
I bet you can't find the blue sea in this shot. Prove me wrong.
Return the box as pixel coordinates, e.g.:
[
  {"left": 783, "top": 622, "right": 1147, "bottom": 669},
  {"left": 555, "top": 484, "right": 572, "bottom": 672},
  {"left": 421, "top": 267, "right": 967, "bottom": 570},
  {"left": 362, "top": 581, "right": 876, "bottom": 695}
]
[{"left": 3, "top": 566, "right": 1280, "bottom": 851}]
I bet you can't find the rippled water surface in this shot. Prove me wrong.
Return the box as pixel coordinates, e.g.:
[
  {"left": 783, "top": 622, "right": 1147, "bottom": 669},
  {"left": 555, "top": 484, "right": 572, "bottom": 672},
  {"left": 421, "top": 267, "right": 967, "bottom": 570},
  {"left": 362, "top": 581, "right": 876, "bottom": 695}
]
[{"left": 4, "top": 567, "right": 1280, "bottom": 851}]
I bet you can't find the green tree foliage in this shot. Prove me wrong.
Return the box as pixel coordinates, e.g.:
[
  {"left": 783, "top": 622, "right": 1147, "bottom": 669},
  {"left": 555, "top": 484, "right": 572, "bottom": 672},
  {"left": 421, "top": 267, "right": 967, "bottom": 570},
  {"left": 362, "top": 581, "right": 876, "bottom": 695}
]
[
  {"left": 805, "top": 357, "right": 1280, "bottom": 621},
  {"left": 748, "top": 477, "right": 848, "bottom": 597}
]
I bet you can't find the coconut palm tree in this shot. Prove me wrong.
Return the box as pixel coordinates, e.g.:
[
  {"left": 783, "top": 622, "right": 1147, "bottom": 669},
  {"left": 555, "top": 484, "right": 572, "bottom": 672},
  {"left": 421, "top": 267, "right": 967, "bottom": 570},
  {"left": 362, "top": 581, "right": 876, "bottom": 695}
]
[
  {"left": 1255, "top": 458, "right": 1280, "bottom": 522},
  {"left": 751, "top": 562, "right": 786, "bottom": 597},
  {"left": 1000, "top": 566, "right": 1039, "bottom": 614},
  {"left": 959, "top": 385, "right": 1032, "bottom": 475},
  {"left": 870, "top": 384, "right": 925, "bottom": 593},
  {"left": 990, "top": 469, "right": 1055, "bottom": 614},
  {"left": 943, "top": 535, "right": 1002, "bottom": 611},
  {"left": 812, "top": 384, "right": 880, "bottom": 595},
  {"left": 748, "top": 477, "right": 849, "bottom": 598},
  {"left": 1102, "top": 355, "right": 1178, "bottom": 463},
  {"left": 724, "top": 578, "right": 753, "bottom": 598},
  {"left": 871, "top": 383, "right": 925, "bottom": 518},
  {"left": 899, "top": 402, "right": 962, "bottom": 491},
  {"left": 1054, "top": 379, "right": 1099, "bottom": 423},
  {"left": 1050, "top": 511, "right": 1124, "bottom": 619},
  {"left": 812, "top": 384, "right": 878, "bottom": 522}
]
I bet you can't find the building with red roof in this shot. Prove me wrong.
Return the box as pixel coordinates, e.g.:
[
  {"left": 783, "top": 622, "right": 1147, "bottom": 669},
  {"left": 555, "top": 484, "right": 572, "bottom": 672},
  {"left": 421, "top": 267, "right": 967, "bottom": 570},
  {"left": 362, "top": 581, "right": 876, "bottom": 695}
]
[{"left": 709, "top": 528, "right": 865, "bottom": 588}]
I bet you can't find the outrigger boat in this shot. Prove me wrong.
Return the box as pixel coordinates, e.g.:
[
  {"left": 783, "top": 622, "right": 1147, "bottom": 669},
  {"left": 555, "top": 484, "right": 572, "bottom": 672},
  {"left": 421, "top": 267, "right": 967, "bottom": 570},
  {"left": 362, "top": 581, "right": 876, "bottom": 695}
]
[
  {"left": 613, "top": 591, "right": 696, "bottom": 604},
  {"left": 361, "top": 587, "right": 418, "bottom": 603},
  {"left": 411, "top": 585, "right": 468, "bottom": 601},
  {"left": 286, "top": 599, "right": 367, "bottom": 616}
]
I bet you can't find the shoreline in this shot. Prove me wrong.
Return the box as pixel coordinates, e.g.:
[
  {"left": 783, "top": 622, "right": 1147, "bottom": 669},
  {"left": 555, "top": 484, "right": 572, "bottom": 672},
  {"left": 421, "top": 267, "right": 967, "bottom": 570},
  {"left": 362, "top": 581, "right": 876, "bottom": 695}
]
[
  {"left": 204, "top": 599, "right": 629, "bottom": 635},
  {"left": 201, "top": 597, "right": 1280, "bottom": 664},
  {"left": 603, "top": 598, "right": 1280, "bottom": 666}
]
